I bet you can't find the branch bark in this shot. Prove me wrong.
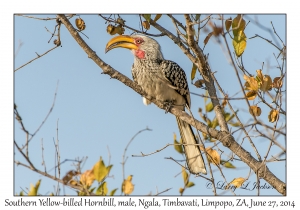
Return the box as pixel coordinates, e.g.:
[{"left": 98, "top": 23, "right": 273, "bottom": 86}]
[{"left": 57, "top": 14, "right": 286, "bottom": 196}]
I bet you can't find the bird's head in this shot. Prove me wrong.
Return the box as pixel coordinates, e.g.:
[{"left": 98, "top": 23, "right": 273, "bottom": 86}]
[{"left": 105, "top": 35, "right": 163, "bottom": 60}]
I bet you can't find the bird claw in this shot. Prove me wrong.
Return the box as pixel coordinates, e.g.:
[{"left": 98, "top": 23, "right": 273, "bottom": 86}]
[{"left": 163, "top": 100, "right": 174, "bottom": 113}]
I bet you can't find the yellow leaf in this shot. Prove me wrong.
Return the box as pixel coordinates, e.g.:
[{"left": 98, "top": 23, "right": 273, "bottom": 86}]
[
  {"left": 205, "top": 102, "right": 214, "bottom": 112},
  {"left": 273, "top": 77, "right": 283, "bottom": 89},
  {"left": 69, "top": 179, "right": 79, "bottom": 186},
  {"left": 122, "top": 175, "right": 134, "bottom": 195},
  {"left": 256, "top": 69, "right": 264, "bottom": 84},
  {"left": 206, "top": 147, "right": 220, "bottom": 165},
  {"left": 191, "top": 63, "right": 197, "bottom": 82},
  {"left": 244, "top": 75, "right": 259, "bottom": 91},
  {"left": 204, "top": 91, "right": 209, "bottom": 103},
  {"left": 174, "top": 138, "right": 184, "bottom": 154},
  {"left": 182, "top": 167, "right": 189, "bottom": 185},
  {"left": 249, "top": 105, "right": 261, "bottom": 117},
  {"left": 93, "top": 157, "right": 108, "bottom": 182},
  {"left": 233, "top": 31, "right": 247, "bottom": 57},
  {"left": 80, "top": 169, "right": 95, "bottom": 187},
  {"left": 28, "top": 179, "right": 41, "bottom": 196},
  {"left": 227, "top": 177, "right": 245, "bottom": 189},
  {"left": 142, "top": 21, "right": 150, "bottom": 30},
  {"left": 186, "top": 182, "right": 195, "bottom": 188},
  {"left": 96, "top": 182, "right": 108, "bottom": 196},
  {"left": 202, "top": 132, "right": 208, "bottom": 140},
  {"left": 268, "top": 109, "right": 279, "bottom": 123},
  {"left": 256, "top": 70, "right": 272, "bottom": 91},
  {"left": 153, "top": 14, "right": 162, "bottom": 22},
  {"left": 245, "top": 90, "right": 258, "bottom": 100},
  {"left": 225, "top": 17, "right": 232, "bottom": 32},
  {"left": 75, "top": 18, "right": 86, "bottom": 31}
]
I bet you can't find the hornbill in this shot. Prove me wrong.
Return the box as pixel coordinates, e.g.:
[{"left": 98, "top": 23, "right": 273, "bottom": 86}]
[{"left": 105, "top": 35, "right": 207, "bottom": 175}]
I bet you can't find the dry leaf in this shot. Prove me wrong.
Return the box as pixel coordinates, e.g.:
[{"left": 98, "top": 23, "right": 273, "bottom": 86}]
[
  {"left": 62, "top": 170, "right": 79, "bottom": 184},
  {"left": 194, "top": 79, "right": 205, "bottom": 88},
  {"left": 249, "top": 105, "right": 262, "bottom": 117},
  {"left": 225, "top": 17, "right": 232, "bottom": 32},
  {"left": 75, "top": 18, "right": 86, "bottom": 31},
  {"left": 80, "top": 169, "right": 95, "bottom": 187},
  {"left": 142, "top": 21, "right": 150, "bottom": 30},
  {"left": 268, "top": 109, "right": 279, "bottom": 123},
  {"left": 273, "top": 77, "right": 283, "bottom": 89},
  {"left": 206, "top": 147, "right": 220, "bottom": 165}
]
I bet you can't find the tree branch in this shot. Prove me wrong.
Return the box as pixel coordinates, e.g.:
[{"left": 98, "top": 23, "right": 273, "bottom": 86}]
[{"left": 57, "top": 14, "right": 286, "bottom": 196}]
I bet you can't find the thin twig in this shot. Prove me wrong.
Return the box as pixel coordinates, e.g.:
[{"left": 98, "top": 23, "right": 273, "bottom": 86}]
[
  {"left": 99, "top": 14, "right": 165, "bottom": 37},
  {"left": 122, "top": 127, "right": 152, "bottom": 181},
  {"left": 15, "top": 14, "right": 57, "bottom": 21},
  {"left": 21, "top": 81, "right": 59, "bottom": 150},
  {"left": 15, "top": 45, "right": 59, "bottom": 72}
]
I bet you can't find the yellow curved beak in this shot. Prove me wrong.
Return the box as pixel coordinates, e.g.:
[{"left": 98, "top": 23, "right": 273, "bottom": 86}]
[{"left": 105, "top": 35, "right": 138, "bottom": 53}]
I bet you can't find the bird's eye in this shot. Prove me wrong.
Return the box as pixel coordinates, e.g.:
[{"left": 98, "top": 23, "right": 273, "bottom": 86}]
[{"left": 136, "top": 39, "right": 143, "bottom": 44}]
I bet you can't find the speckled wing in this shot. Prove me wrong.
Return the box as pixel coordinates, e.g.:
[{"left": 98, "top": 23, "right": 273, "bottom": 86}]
[{"left": 160, "top": 60, "right": 191, "bottom": 107}]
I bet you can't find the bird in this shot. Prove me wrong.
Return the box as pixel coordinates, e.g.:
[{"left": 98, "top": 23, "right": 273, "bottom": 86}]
[{"left": 105, "top": 34, "right": 207, "bottom": 175}]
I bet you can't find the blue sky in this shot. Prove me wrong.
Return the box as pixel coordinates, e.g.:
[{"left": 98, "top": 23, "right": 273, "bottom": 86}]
[{"left": 13, "top": 14, "right": 286, "bottom": 196}]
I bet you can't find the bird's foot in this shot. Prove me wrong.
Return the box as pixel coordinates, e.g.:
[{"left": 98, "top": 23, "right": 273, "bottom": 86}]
[{"left": 163, "top": 100, "right": 175, "bottom": 113}]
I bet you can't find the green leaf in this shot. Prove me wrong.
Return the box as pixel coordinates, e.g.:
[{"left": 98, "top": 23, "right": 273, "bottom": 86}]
[
  {"left": 228, "top": 121, "right": 240, "bottom": 127},
  {"left": 109, "top": 188, "right": 118, "bottom": 196},
  {"left": 106, "top": 165, "right": 113, "bottom": 175},
  {"left": 186, "top": 182, "right": 195, "bottom": 188},
  {"left": 205, "top": 102, "right": 214, "bottom": 112},
  {"left": 211, "top": 118, "right": 219, "bottom": 129},
  {"left": 232, "top": 14, "right": 246, "bottom": 36},
  {"left": 153, "top": 14, "right": 162, "bottom": 22},
  {"left": 195, "top": 14, "right": 201, "bottom": 21},
  {"left": 96, "top": 182, "right": 108, "bottom": 196},
  {"left": 28, "top": 179, "right": 41, "bottom": 196},
  {"left": 191, "top": 63, "right": 197, "bottom": 82},
  {"left": 93, "top": 157, "right": 108, "bottom": 182},
  {"left": 182, "top": 167, "right": 189, "bottom": 185},
  {"left": 143, "top": 14, "right": 151, "bottom": 22},
  {"left": 223, "top": 161, "right": 236, "bottom": 168},
  {"left": 174, "top": 139, "right": 184, "bottom": 154}
]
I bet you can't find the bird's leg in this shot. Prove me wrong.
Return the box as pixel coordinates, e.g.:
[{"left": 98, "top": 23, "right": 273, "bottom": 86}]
[{"left": 163, "top": 100, "right": 175, "bottom": 114}]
